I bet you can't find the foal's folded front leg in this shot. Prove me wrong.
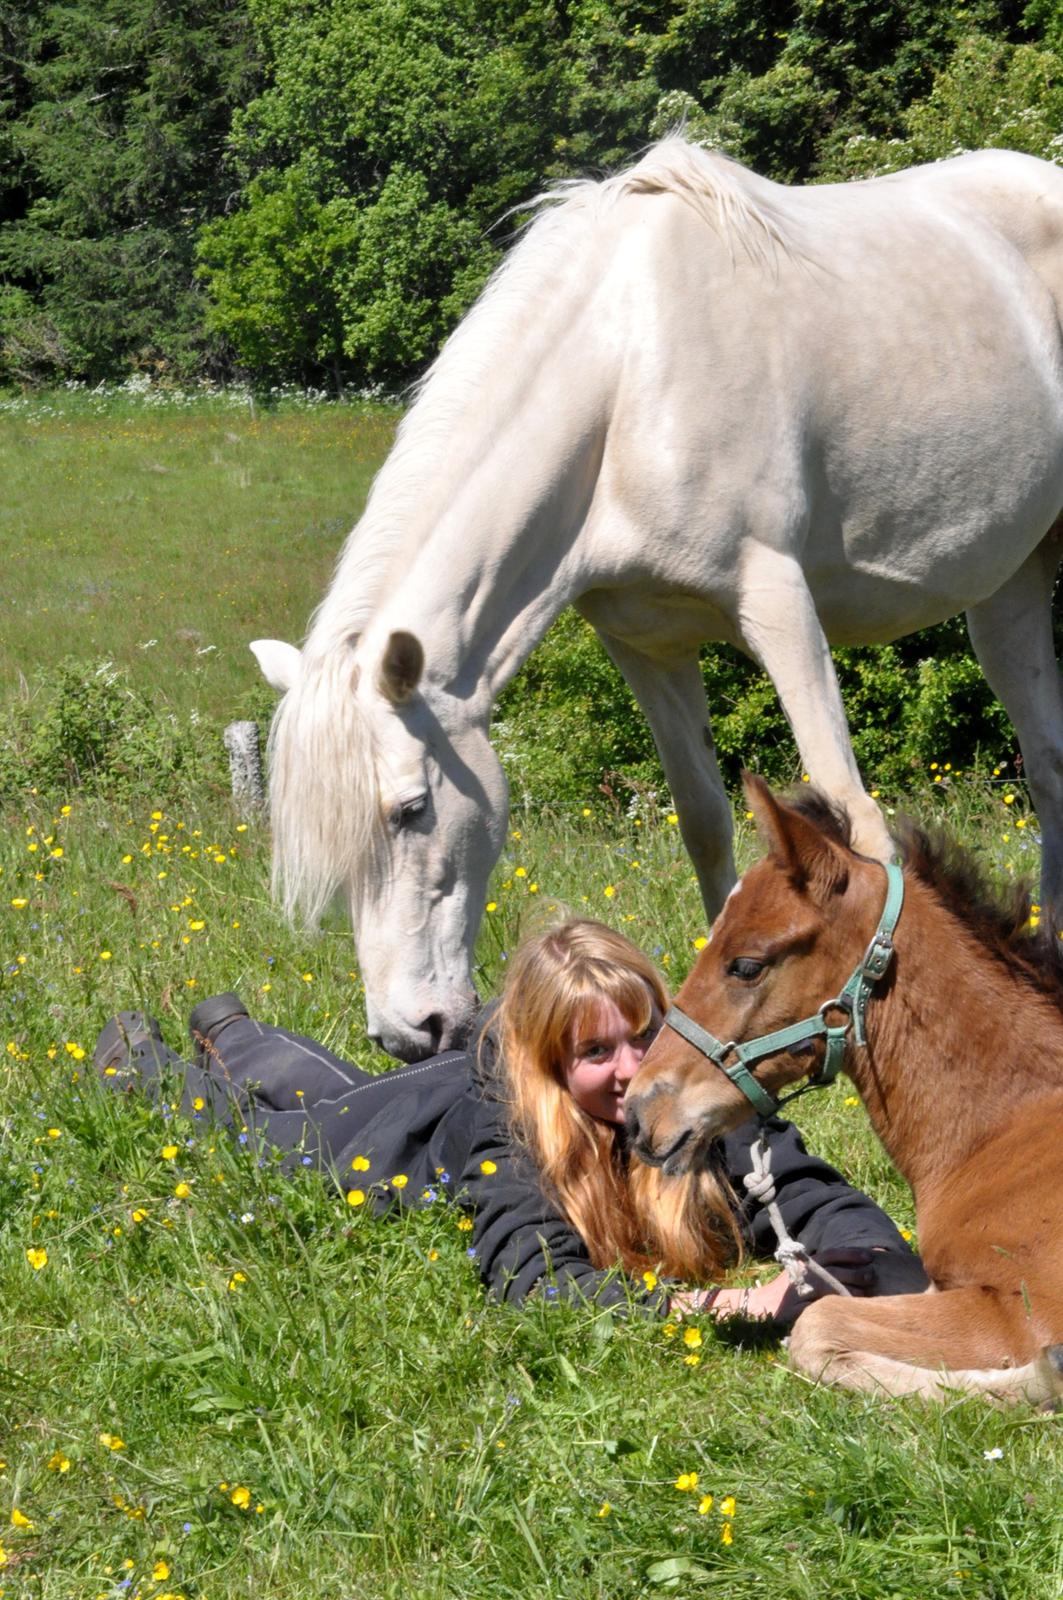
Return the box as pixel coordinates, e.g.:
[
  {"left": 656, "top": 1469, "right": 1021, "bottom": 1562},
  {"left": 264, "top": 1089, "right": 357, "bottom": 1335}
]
[{"left": 788, "top": 1286, "right": 1063, "bottom": 1403}]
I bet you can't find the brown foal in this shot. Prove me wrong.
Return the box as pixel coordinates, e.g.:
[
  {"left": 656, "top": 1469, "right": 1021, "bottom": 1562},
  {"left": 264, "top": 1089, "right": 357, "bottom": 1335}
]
[{"left": 626, "top": 775, "right": 1063, "bottom": 1402}]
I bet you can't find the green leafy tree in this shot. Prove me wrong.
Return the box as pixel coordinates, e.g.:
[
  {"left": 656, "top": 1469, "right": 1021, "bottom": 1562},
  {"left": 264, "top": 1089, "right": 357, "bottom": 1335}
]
[
  {"left": 0, "top": 0, "right": 260, "bottom": 381},
  {"left": 198, "top": 0, "right": 564, "bottom": 386}
]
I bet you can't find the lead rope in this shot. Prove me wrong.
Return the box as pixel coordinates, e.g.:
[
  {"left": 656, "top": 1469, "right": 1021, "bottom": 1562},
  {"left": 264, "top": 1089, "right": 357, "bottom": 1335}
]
[{"left": 742, "top": 1127, "right": 853, "bottom": 1299}]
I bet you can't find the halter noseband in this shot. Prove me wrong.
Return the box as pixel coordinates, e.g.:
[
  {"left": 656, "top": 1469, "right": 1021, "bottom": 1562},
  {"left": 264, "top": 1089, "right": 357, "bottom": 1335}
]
[{"left": 664, "top": 861, "right": 904, "bottom": 1119}]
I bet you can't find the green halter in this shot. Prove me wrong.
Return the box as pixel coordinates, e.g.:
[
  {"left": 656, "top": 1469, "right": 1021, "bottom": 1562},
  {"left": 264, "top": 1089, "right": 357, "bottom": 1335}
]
[{"left": 664, "top": 862, "right": 905, "bottom": 1119}]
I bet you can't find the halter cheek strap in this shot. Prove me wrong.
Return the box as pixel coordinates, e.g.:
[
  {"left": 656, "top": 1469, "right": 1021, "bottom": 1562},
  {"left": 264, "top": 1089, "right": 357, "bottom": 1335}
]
[{"left": 665, "top": 861, "right": 904, "bottom": 1119}]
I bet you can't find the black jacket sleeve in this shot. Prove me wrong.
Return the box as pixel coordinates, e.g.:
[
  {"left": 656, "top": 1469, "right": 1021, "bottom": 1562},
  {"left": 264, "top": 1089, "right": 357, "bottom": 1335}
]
[
  {"left": 721, "top": 1117, "right": 928, "bottom": 1290},
  {"left": 456, "top": 1090, "right": 663, "bottom": 1310}
]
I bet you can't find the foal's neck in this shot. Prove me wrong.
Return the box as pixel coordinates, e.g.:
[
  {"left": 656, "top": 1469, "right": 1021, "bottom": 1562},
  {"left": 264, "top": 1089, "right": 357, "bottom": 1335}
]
[{"left": 851, "top": 875, "right": 1063, "bottom": 1198}]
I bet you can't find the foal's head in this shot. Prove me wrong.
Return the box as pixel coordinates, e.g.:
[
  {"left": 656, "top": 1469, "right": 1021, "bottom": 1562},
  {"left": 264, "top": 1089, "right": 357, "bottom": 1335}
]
[{"left": 625, "top": 775, "right": 893, "bottom": 1174}]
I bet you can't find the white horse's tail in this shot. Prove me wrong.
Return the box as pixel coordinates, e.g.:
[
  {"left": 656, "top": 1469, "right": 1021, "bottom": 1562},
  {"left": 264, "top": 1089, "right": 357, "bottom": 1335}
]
[{"left": 266, "top": 651, "right": 383, "bottom": 929}]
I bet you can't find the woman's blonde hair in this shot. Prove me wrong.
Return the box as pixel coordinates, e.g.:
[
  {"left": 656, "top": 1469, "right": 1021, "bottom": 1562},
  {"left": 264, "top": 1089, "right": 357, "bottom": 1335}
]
[{"left": 493, "top": 918, "right": 742, "bottom": 1281}]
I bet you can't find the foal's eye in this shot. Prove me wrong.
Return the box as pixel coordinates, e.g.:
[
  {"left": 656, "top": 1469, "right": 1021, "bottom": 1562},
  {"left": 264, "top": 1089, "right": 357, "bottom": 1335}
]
[
  {"left": 391, "top": 795, "right": 428, "bottom": 831},
  {"left": 728, "top": 957, "right": 766, "bottom": 982}
]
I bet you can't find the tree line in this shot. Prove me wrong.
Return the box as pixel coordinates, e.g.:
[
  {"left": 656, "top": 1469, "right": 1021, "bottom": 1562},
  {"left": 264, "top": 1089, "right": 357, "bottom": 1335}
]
[{"left": 1, "top": 0, "right": 1062, "bottom": 391}]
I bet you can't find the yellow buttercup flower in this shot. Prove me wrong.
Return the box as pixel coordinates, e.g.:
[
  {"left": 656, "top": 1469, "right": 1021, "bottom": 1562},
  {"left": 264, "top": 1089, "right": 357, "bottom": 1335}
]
[
  {"left": 347, "top": 1189, "right": 366, "bottom": 1207},
  {"left": 721, "top": 1521, "right": 734, "bottom": 1545},
  {"left": 98, "top": 1433, "right": 125, "bottom": 1451},
  {"left": 152, "top": 1560, "right": 170, "bottom": 1581},
  {"left": 173, "top": 1182, "right": 192, "bottom": 1199},
  {"left": 391, "top": 1174, "right": 408, "bottom": 1189},
  {"left": 10, "top": 1508, "right": 32, "bottom": 1530},
  {"left": 480, "top": 1160, "right": 497, "bottom": 1175},
  {"left": 231, "top": 1486, "right": 251, "bottom": 1509},
  {"left": 161, "top": 1144, "right": 178, "bottom": 1160},
  {"left": 719, "top": 1494, "right": 736, "bottom": 1517},
  {"left": 351, "top": 1155, "right": 370, "bottom": 1171},
  {"left": 26, "top": 1247, "right": 48, "bottom": 1271},
  {"left": 683, "top": 1326, "right": 702, "bottom": 1349},
  {"left": 698, "top": 1494, "right": 714, "bottom": 1515},
  {"left": 674, "top": 1472, "right": 698, "bottom": 1492}
]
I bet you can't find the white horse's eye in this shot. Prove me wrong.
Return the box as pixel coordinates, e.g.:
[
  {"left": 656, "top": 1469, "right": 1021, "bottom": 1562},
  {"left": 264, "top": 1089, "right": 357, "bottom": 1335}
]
[{"left": 390, "top": 795, "right": 428, "bottom": 832}]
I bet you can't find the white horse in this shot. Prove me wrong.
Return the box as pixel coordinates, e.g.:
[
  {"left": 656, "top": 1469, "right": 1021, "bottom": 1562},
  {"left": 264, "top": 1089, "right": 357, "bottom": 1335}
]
[{"left": 253, "top": 137, "right": 1063, "bottom": 1062}]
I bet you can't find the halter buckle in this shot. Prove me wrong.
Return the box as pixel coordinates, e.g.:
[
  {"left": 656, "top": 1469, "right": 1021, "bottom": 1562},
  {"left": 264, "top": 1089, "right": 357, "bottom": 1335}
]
[{"left": 860, "top": 930, "right": 895, "bottom": 982}]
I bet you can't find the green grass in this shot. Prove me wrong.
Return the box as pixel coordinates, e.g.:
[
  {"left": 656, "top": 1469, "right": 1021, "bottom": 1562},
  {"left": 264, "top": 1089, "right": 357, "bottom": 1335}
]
[
  {"left": 0, "top": 384, "right": 399, "bottom": 720},
  {"left": 1, "top": 392, "right": 1060, "bottom": 1599}
]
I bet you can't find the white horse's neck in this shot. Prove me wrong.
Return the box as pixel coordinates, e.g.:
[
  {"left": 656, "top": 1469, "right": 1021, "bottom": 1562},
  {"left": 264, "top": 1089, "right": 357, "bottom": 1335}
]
[{"left": 316, "top": 292, "right": 611, "bottom": 710}]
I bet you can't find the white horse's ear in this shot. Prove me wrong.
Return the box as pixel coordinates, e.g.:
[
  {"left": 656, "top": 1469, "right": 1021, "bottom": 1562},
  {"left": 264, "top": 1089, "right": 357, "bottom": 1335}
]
[
  {"left": 250, "top": 638, "right": 303, "bottom": 693},
  {"left": 377, "top": 630, "right": 424, "bottom": 704}
]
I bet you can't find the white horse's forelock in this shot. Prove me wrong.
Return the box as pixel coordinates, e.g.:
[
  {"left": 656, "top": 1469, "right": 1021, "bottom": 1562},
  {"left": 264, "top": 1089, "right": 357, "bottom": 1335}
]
[{"left": 266, "top": 648, "right": 385, "bottom": 928}]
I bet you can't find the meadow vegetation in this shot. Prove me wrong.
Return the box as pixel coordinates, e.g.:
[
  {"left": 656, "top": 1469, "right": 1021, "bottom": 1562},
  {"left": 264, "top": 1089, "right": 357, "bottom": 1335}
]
[{"left": 1, "top": 396, "right": 1061, "bottom": 1596}]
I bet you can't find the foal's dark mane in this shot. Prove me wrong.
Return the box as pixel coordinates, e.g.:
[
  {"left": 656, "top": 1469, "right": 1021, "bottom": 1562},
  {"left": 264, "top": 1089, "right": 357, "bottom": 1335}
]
[{"left": 786, "top": 787, "right": 1063, "bottom": 1006}]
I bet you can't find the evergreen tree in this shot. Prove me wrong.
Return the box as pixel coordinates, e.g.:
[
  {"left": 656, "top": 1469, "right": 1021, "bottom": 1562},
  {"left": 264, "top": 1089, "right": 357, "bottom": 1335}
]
[{"left": 0, "top": 0, "right": 260, "bottom": 381}]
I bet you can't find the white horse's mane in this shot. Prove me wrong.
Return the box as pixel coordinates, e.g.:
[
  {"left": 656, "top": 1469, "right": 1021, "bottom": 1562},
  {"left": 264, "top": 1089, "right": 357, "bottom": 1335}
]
[{"left": 268, "top": 139, "right": 791, "bottom": 927}]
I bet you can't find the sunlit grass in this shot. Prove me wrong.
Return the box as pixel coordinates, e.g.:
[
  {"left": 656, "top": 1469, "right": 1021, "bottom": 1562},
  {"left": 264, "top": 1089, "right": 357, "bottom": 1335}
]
[
  {"left": 0, "top": 387, "right": 399, "bottom": 721},
  {"left": 2, "top": 774, "right": 1061, "bottom": 1599},
  {"left": 2, "top": 390, "right": 1060, "bottom": 1597}
]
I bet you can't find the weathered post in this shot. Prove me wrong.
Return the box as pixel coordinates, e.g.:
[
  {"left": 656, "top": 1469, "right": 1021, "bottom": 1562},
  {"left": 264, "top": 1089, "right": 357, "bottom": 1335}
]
[{"left": 224, "top": 720, "right": 265, "bottom": 813}]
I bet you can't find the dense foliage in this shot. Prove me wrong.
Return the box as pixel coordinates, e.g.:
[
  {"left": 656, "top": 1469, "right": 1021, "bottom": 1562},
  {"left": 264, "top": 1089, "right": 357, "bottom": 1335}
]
[{"left": 2, "top": 0, "right": 1061, "bottom": 387}]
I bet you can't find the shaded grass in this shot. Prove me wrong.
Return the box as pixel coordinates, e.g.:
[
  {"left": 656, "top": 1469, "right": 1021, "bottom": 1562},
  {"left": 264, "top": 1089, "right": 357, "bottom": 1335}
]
[{"left": 2, "top": 780, "right": 1061, "bottom": 1599}]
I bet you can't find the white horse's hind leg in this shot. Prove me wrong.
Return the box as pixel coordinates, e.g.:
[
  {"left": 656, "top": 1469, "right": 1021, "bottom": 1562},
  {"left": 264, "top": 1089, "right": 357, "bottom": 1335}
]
[
  {"left": 597, "top": 640, "right": 736, "bottom": 921},
  {"left": 965, "top": 526, "right": 1063, "bottom": 930},
  {"left": 736, "top": 548, "right": 893, "bottom": 861}
]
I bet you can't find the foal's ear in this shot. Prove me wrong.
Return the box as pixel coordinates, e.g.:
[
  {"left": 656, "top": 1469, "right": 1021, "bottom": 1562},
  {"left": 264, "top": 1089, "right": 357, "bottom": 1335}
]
[
  {"left": 742, "top": 773, "right": 849, "bottom": 898},
  {"left": 377, "top": 630, "right": 424, "bottom": 704}
]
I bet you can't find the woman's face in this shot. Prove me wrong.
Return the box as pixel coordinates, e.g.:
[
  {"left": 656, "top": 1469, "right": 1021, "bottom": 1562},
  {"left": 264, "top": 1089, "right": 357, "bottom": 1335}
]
[{"left": 562, "top": 993, "right": 663, "bottom": 1124}]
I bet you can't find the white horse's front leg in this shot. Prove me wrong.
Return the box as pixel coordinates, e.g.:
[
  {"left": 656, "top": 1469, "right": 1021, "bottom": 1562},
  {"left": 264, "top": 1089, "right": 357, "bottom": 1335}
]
[
  {"left": 598, "top": 639, "right": 737, "bottom": 922},
  {"left": 966, "top": 526, "right": 1063, "bottom": 932},
  {"left": 737, "top": 547, "right": 892, "bottom": 861}
]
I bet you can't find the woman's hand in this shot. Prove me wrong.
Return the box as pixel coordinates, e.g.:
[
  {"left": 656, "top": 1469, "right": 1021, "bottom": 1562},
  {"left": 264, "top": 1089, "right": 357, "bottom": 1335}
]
[{"left": 668, "top": 1248, "right": 877, "bottom": 1327}]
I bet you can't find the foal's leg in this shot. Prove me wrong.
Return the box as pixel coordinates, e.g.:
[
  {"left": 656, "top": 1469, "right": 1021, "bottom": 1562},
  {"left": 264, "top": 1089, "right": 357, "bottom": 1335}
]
[
  {"left": 965, "top": 524, "right": 1063, "bottom": 930},
  {"left": 595, "top": 639, "right": 736, "bottom": 920},
  {"left": 788, "top": 1289, "right": 1063, "bottom": 1403},
  {"left": 735, "top": 547, "right": 894, "bottom": 862}
]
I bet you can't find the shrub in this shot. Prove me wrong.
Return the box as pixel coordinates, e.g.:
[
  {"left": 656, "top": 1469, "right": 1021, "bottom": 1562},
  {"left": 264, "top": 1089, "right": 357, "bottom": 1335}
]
[
  {"left": 0, "top": 660, "right": 227, "bottom": 802},
  {"left": 496, "top": 612, "right": 1019, "bottom": 810}
]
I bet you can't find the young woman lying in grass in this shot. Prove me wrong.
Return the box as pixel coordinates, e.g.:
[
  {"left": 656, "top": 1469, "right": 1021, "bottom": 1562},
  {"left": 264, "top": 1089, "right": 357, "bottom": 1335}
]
[{"left": 94, "top": 918, "right": 925, "bottom": 1321}]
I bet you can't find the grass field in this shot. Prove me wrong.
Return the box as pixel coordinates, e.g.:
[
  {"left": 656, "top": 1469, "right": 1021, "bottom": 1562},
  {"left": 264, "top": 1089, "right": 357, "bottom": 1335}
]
[
  {"left": 2, "top": 392, "right": 1061, "bottom": 1600},
  {"left": 0, "top": 384, "right": 399, "bottom": 721}
]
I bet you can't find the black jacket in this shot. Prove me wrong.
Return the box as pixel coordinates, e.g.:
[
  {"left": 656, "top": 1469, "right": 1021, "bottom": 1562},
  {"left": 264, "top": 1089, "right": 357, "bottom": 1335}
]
[{"left": 119, "top": 1002, "right": 927, "bottom": 1309}]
